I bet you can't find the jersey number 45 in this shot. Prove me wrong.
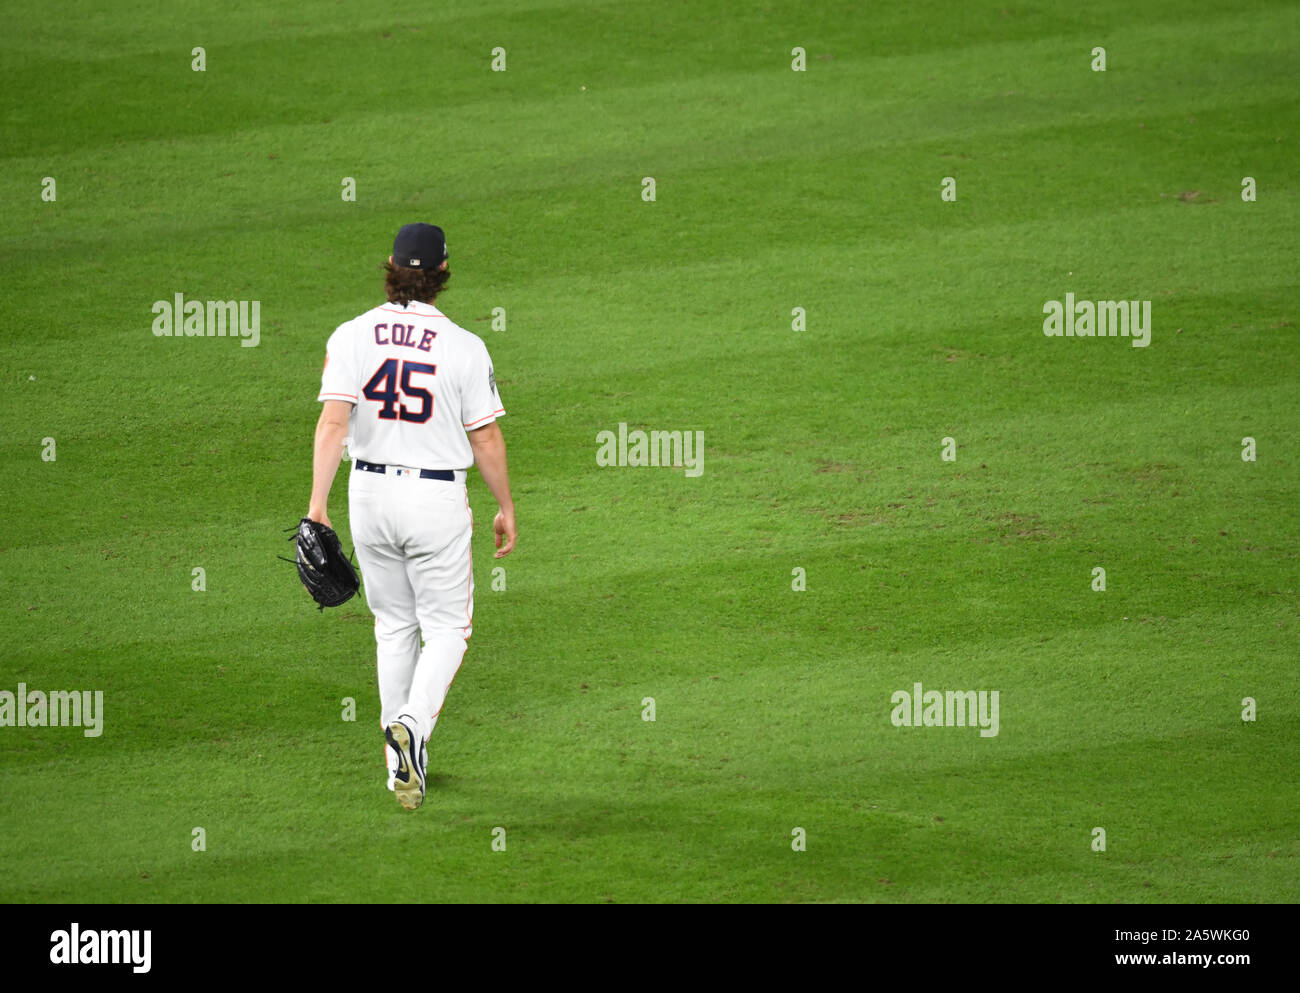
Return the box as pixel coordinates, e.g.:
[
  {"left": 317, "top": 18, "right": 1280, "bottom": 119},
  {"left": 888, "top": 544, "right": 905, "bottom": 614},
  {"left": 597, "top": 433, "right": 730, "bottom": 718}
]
[{"left": 362, "top": 359, "right": 437, "bottom": 423}]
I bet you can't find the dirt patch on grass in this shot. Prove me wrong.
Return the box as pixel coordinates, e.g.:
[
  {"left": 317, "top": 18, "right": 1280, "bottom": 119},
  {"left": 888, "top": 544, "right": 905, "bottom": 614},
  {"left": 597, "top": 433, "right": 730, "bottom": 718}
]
[
  {"left": 813, "top": 458, "right": 854, "bottom": 474},
  {"left": 976, "top": 510, "right": 1065, "bottom": 542}
]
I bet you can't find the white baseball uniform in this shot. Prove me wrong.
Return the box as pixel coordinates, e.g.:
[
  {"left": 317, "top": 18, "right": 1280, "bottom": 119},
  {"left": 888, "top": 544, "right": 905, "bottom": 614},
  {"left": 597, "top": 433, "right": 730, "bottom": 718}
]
[{"left": 318, "top": 297, "right": 504, "bottom": 790}]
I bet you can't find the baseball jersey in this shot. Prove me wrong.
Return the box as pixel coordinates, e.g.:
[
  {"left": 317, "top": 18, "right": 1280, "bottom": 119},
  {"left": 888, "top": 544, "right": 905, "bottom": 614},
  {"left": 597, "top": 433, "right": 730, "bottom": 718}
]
[{"left": 318, "top": 299, "right": 504, "bottom": 469}]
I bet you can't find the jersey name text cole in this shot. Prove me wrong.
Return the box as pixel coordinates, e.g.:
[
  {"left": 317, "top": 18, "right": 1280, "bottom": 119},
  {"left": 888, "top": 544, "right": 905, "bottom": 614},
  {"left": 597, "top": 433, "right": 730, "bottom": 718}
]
[{"left": 375, "top": 323, "right": 438, "bottom": 351}]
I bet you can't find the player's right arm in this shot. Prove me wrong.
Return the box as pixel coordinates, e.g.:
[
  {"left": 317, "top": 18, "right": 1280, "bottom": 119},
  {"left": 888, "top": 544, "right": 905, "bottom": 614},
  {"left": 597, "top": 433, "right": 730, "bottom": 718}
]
[
  {"left": 308, "top": 399, "right": 352, "bottom": 527},
  {"left": 467, "top": 421, "right": 516, "bottom": 558},
  {"left": 310, "top": 322, "right": 360, "bottom": 527}
]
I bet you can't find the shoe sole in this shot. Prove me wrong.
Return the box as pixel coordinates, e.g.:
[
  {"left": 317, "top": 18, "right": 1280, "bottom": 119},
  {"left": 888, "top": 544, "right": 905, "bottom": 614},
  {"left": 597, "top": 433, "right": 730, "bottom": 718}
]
[{"left": 386, "top": 721, "right": 425, "bottom": 811}]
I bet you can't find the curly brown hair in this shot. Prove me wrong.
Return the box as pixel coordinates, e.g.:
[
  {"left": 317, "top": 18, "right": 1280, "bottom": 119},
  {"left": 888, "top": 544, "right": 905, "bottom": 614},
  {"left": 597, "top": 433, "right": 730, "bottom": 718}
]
[{"left": 383, "top": 260, "right": 451, "bottom": 307}]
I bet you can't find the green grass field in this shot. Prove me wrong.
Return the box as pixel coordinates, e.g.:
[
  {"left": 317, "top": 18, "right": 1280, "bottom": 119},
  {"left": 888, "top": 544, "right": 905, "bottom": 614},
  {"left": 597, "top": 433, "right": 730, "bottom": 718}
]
[{"left": 1, "top": 0, "right": 1297, "bottom": 903}]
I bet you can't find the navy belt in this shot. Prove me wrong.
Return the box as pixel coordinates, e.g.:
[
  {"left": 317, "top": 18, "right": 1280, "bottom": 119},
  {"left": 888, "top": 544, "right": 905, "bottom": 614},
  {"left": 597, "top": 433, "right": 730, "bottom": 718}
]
[{"left": 355, "top": 460, "right": 455, "bottom": 481}]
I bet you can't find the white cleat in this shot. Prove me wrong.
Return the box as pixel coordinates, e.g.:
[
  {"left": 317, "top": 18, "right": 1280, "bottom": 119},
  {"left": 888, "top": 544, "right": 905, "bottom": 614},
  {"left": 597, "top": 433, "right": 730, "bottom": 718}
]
[{"left": 385, "top": 718, "right": 426, "bottom": 810}]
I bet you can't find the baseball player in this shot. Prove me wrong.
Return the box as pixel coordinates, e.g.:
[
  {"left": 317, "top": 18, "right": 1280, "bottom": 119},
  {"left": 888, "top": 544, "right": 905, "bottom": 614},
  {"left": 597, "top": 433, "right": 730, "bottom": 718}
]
[{"left": 307, "top": 222, "right": 516, "bottom": 811}]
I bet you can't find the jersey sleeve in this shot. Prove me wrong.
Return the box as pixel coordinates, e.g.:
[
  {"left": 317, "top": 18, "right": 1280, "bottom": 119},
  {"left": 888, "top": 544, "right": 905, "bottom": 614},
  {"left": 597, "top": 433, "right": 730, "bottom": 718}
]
[
  {"left": 317, "top": 322, "right": 359, "bottom": 404},
  {"left": 460, "top": 336, "right": 505, "bottom": 430}
]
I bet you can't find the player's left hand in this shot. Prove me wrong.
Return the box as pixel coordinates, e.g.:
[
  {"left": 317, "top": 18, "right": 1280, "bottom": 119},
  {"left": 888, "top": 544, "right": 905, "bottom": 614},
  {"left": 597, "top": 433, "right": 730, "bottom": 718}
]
[
  {"left": 493, "top": 508, "right": 516, "bottom": 558},
  {"left": 308, "top": 504, "right": 331, "bottom": 528}
]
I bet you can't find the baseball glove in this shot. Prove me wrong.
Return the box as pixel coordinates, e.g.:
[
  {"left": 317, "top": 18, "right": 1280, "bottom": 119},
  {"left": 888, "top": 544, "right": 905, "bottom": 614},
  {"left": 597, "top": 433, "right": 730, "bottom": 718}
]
[{"left": 285, "top": 518, "right": 360, "bottom": 610}]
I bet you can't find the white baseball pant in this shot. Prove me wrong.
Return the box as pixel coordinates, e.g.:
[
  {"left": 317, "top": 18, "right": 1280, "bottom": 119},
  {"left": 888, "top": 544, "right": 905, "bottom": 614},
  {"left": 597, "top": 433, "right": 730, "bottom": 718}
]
[{"left": 347, "top": 463, "right": 473, "bottom": 790}]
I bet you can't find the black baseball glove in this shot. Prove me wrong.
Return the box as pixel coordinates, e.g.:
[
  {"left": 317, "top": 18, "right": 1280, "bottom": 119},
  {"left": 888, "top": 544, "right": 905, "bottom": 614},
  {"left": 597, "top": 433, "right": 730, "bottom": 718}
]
[{"left": 285, "top": 518, "right": 360, "bottom": 610}]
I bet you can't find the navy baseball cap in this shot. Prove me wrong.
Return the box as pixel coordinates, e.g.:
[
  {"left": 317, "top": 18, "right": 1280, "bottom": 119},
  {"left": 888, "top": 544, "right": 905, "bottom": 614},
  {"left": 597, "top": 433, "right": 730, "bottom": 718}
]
[{"left": 392, "top": 223, "right": 448, "bottom": 269}]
